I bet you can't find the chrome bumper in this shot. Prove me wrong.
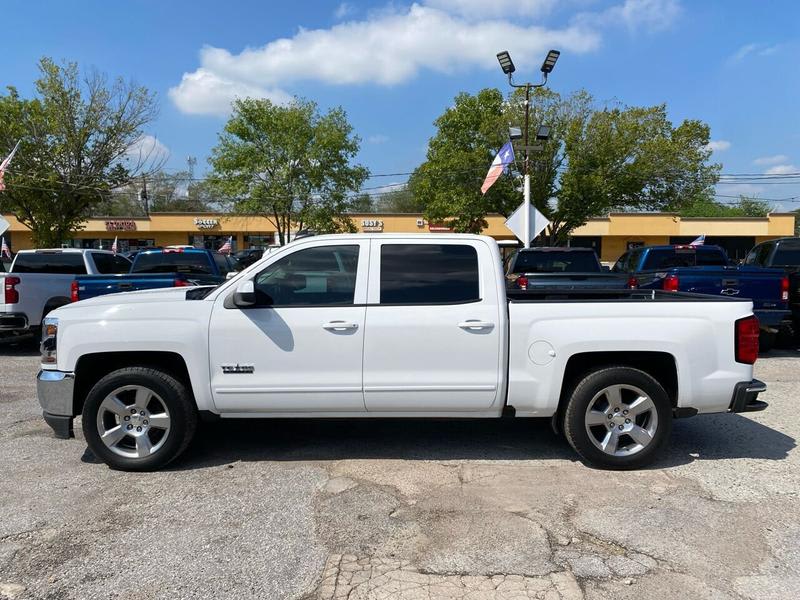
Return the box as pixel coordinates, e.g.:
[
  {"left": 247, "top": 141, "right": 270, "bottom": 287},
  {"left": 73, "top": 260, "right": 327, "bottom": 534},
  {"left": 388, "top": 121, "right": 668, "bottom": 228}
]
[{"left": 37, "top": 370, "right": 76, "bottom": 439}]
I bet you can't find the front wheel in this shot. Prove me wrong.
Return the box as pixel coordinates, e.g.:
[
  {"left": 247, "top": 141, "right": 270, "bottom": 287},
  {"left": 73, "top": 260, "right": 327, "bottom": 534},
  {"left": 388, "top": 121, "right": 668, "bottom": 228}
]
[
  {"left": 82, "top": 367, "right": 198, "bottom": 471},
  {"left": 563, "top": 366, "right": 672, "bottom": 470}
]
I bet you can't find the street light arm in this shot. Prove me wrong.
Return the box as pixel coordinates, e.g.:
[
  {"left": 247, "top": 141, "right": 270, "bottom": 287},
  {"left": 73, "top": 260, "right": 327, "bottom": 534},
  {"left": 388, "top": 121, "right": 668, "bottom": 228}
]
[{"left": 508, "top": 72, "right": 548, "bottom": 89}]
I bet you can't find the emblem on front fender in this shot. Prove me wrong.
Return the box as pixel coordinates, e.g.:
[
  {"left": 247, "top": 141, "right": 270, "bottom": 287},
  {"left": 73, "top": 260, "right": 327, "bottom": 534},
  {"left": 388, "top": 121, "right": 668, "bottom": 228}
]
[{"left": 221, "top": 364, "right": 255, "bottom": 374}]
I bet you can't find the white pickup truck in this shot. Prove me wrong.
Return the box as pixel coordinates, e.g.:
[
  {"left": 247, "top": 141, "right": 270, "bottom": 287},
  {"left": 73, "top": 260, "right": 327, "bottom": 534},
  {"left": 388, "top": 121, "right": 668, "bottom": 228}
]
[
  {"left": 36, "top": 234, "right": 767, "bottom": 471},
  {"left": 1, "top": 248, "right": 131, "bottom": 338}
]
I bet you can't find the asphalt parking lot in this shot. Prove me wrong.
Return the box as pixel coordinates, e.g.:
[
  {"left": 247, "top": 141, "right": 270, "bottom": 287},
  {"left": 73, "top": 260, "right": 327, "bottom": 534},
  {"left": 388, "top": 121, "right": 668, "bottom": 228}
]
[{"left": 0, "top": 344, "right": 798, "bottom": 600}]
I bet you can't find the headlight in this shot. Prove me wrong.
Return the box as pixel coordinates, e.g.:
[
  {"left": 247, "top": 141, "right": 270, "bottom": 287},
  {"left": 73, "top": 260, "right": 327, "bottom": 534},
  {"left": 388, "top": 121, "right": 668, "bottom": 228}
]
[{"left": 41, "top": 317, "right": 58, "bottom": 364}]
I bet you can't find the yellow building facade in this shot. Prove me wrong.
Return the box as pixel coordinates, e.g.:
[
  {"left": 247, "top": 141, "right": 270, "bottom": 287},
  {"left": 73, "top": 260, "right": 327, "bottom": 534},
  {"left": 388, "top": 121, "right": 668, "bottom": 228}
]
[{"left": 1, "top": 211, "right": 795, "bottom": 263}]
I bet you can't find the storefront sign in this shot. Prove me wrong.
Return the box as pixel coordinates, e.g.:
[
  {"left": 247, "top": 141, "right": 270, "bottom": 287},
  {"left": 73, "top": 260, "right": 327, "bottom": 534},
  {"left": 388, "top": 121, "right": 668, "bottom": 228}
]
[
  {"left": 105, "top": 220, "right": 137, "bottom": 231},
  {"left": 361, "top": 219, "right": 384, "bottom": 232},
  {"left": 194, "top": 218, "right": 220, "bottom": 229},
  {"left": 428, "top": 223, "right": 453, "bottom": 232}
]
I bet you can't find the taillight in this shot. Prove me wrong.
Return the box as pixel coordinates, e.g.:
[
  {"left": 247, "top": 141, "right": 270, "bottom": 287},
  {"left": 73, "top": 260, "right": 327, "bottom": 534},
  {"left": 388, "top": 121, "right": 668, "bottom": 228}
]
[
  {"left": 70, "top": 280, "right": 79, "bottom": 302},
  {"left": 174, "top": 278, "right": 191, "bottom": 287},
  {"left": 517, "top": 276, "right": 528, "bottom": 290},
  {"left": 4, "top": 276, "right": 20, "bottom": 304},
  {"left": 781, "top": 276, "right": 789, "bottom": 302},
  {"left": 663, "top": 274, "right": 679, "bottom": 292},
  {"left": 735, "top": 315, "right": 760, "bottom": 364},
  {"left": 627, "top": 276, "right": 638, "bottom": 289}
]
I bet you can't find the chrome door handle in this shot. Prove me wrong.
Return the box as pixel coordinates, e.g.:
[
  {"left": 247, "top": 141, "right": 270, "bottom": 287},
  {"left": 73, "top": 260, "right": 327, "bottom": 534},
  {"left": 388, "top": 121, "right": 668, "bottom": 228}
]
[
  {"left": 323, "top": 321, "right": 359, "bottom": 331},
  {"left": 458, "top": 320, "right": 495, "bottom": 330}
]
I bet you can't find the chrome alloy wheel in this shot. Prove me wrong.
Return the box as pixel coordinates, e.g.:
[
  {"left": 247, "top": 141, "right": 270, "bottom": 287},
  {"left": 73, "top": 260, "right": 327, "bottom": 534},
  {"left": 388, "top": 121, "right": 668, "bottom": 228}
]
[
  {"left": 584, "top": 384, "right": 659, "bottom": 457},
  {"left": 95, "top": 385, "right": 171, "bottom": 459}
]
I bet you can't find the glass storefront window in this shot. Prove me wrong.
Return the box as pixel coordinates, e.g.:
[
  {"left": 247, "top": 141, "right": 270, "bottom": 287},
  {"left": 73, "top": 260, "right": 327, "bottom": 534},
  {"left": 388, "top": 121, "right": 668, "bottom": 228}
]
[
  {"left": 189, "top": 234, "right": 237, "bottom": 253},
  {"left": 244, "top": 233, "right": 275, "bottom": 249}
]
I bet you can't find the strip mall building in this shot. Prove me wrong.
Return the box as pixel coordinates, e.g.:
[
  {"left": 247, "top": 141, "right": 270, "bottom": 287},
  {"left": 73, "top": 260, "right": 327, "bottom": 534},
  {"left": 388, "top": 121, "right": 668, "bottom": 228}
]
[{"left": 1, "top": 211, "right": 795, "bottom": 263}]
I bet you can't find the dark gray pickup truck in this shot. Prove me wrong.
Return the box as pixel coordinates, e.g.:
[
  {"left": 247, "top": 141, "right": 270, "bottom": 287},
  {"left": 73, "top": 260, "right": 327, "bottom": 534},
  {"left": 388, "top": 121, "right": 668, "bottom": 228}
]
[{"left": 506, "top": 247, "right": 628, "bottom": 290}]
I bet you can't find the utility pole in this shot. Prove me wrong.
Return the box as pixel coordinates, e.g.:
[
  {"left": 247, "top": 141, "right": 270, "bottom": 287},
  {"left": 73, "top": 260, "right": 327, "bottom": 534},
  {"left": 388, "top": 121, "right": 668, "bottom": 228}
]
[
  {"left": 140, "top": 174, "right": 149, "bottom": 215},
  {"left": 496, "top": 50, "right": 560, "bottom": 248}
]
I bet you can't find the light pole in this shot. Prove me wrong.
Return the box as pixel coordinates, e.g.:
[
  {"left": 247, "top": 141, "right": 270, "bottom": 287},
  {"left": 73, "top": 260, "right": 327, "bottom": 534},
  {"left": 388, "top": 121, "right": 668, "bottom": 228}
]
[{"left": 496, "top": 49, "right": 559, "bottom": 248}]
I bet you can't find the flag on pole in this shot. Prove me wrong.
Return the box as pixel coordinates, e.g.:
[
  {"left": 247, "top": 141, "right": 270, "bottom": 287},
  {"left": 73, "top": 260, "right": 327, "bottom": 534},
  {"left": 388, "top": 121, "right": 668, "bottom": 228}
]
[
  {"left": 1, "top": 236, "right": 10, "bottom": 259},
  {"left": 689, "top": 235, "right": 705, "bottom": 246},
  {"left": 0, "top": 140, "right": 21, "bottom": 192},
  {"left": 219, "top": 236, "right": 232, "bottom": 254},
  {"left": 111, "top": 236, "right": 118, "bottom": 254},
  {"left": 481, "top": 142, "right": 515, "bottom": 195}
]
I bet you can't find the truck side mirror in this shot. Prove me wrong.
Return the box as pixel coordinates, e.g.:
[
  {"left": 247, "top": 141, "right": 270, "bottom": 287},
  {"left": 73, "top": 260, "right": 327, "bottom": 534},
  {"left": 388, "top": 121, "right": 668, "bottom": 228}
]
[{"left": 232, "top": 280, "right": 256, "bottom": 308}]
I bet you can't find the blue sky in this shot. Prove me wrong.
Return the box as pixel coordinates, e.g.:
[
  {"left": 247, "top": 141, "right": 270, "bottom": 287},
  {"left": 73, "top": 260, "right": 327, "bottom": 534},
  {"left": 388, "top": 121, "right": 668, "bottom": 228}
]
[{"left": 1, "top": 0, "right": 799, "bottom": 209}]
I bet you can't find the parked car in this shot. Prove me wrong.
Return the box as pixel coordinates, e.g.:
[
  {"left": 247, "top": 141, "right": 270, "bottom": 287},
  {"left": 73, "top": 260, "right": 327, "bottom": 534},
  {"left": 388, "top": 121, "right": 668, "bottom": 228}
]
[
  {"left": 0, "top": 249, "right": 130, "bottom": 338},
  {"left": 743, "top": 237, "right": 800, "bottom": 343},
  {"left": 506, "top": 247, "right": 628, "bottom": 290},
  {"left": 233, "top": 248, "right": 264, "bottom": 268},
  {"left": 37, "top": 234, "right": 766, "bottom": 471},
  {"left": 613, "top": 244, "right": 791, "bottom": 350},
  {"left": 71, "top": 248, "right": 239, "bottom": 301}
]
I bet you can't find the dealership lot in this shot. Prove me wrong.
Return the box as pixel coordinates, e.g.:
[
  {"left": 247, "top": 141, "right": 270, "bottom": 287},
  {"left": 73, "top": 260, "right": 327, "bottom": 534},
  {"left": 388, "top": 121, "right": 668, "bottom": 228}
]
[{"left": 0, "top": 345, "right": 798, "bottom": 600}]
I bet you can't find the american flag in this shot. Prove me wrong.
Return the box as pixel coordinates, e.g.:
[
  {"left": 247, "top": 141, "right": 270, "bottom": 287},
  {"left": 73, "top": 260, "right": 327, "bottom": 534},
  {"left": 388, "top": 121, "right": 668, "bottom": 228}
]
[
  {"left": 1, "top": 236, "right": 11, "bottom": 259},
  {"left": 481, "top": 141, "right": 515, "bottom": 195},
  {"left": 111, "top": 236, "right": 118, "bottom": 254},
  {"left": 218, "top": 236, "right": 233, "bottom": 254},
  {"left": 0, "top": 140, "right": 21, "bottom": 192}
]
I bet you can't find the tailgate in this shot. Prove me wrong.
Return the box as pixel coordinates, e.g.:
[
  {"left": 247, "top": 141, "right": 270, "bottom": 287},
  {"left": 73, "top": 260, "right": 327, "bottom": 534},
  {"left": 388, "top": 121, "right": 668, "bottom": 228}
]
[{"left": 677, "top": 267, "right": 786, "bottom": 307}]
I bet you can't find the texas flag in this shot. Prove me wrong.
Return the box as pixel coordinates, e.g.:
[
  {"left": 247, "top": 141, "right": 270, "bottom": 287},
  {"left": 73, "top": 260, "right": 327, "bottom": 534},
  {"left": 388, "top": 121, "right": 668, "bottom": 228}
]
[
  {"left": 481, "top": 142, "right": 515, "bottom": 195},
  {"left": 0, "top": 140, "right": 21, "bottom": 192}
]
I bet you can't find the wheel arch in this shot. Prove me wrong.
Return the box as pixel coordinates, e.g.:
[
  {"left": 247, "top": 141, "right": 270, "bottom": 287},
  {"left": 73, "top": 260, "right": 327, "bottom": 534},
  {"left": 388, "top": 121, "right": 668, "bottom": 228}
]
[
  {"left": 73, "top": 351, "right": 194, "bottom": 416},
  {"left": 554, "top": 351, "right": 678, "bottom": 432}
]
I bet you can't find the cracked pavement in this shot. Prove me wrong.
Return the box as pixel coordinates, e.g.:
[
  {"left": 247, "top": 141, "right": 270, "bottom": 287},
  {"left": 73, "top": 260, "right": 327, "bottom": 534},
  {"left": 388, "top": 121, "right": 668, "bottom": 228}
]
[{"left": 0, "top": 344, "right": 798, "bottom": 599}]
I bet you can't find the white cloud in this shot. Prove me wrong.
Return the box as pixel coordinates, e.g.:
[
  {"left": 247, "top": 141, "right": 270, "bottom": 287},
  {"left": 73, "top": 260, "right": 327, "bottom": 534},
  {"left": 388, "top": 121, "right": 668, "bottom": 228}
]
[
  {"left": 367, "top": 134, "right": 389, "bottom": 144},
  {"left": 125, "top": 135, "right": 170, "bottom": 164},
  {"left": 424, "top": 0, "right": 558, "bottom": 19},
  {"left": 706, "top": 140, "right": 731, "bottom": 152},
  {"left": 171, "top": 0, "right": 681, "bottom": 116},
  {"left": 754, "top": 154, "right": 789, "bottom": 166},
  {"left": 765, "top": 164, "right": 798, "bottom": 175},
  {"left": 585, "top": 0, "right": 681, "bottom": 33},
  {"left": 334, "top": 3, "right": 354, "bottom": 19},
  {"left": 729, "top": 42, "right": 780, "bottom": 63},
  {"left": 168, "top": 68, "right": 292, "bottom": 116}
]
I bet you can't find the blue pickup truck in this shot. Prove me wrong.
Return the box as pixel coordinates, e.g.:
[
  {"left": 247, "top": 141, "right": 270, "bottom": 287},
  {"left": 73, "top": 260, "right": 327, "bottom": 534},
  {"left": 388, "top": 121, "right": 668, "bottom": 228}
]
[
  {"left": 613, "top": 244, "right": 792, "bottom": 350},
  {"left": 71, "top": 248, "right": 239, "bottom": 301}
]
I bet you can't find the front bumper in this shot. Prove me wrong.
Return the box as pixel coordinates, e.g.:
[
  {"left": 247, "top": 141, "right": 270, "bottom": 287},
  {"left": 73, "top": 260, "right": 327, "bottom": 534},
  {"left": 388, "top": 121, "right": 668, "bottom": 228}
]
[
  {"left": 729, "top": 379, "right": 768, "bottom": 413},
  {"left": 37, "top": 370, "right": 75, "bottom": 439}
]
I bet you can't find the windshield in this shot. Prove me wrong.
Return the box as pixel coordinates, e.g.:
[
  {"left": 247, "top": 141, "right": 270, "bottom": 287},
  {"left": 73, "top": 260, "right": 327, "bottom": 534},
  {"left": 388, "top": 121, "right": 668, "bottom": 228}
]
[
  {"left": 511, "top": 250, "right": 599, "bottom": 273},
  {"left": 132, "top": 252, "right": 213, "bottom": 274}
]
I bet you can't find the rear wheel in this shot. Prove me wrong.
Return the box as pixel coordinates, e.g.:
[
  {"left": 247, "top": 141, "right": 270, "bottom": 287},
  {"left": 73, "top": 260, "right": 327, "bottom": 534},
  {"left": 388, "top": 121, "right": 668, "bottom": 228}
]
[
  {"left": 563, "top": 366, "right": 672, "bottom": 470},
  {"left": 82, "top": 367, "right": 197, "bottom": 471}
]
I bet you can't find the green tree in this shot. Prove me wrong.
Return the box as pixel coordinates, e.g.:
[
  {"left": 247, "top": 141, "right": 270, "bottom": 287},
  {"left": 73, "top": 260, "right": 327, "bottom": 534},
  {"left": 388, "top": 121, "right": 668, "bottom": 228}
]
[
  {"left": 0, "top": 58, "right": 158, "bottom": 246},
  {"left": 411, "top": 87, "right": 720, "bottom": 242},
  {"left": 375, "top": 186, "right": 426, "bottom": 213},
  {"left": 350, "top": 193, "right": 374, "bottom": 212},
  {"left": 208, "top": 98, "right": 368, "bottom": 244},
  {"left": 679, "top": 195, "right": 772, "bottom": 217},
  {"left": 409, "top": 89, "right": 516, "bottom": 232}
]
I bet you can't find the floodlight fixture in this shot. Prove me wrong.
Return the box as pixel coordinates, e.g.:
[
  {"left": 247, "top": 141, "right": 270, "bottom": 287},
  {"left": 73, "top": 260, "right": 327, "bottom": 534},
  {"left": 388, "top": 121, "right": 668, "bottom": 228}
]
[
  {"left": 540, "top": 50, "right": 560, "bottom": 74},
  {"left": 496, "top": 51, "right": 515, "bottom": 75},
  {"left": 535, "top": 125, "right": 551, "bottom": 141},
  {"left": 508, "top": 127, "right": 523, "bottom": 140}
]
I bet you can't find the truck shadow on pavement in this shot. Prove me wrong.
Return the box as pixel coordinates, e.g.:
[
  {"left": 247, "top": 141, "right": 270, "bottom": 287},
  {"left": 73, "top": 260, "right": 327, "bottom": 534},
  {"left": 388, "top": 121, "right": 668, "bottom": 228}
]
[{"left": 135, "top": 410, "right": 795, "bottom": 471}]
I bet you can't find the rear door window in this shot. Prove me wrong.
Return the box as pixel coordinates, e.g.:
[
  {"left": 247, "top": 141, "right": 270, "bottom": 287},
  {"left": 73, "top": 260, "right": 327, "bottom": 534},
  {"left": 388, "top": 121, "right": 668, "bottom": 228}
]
[
  {"left": 380, "top": 244, "right": 479, "bottom": 304},
  {"left": 11, "top": 252, "right": 87, "bottom": 274}
]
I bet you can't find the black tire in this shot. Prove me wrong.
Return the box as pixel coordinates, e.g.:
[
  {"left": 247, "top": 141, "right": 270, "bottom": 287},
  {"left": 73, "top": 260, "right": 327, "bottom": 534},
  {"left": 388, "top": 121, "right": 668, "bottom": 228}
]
[
  {"left": 563, "top": 366, "right": 672, "bottom": 470},
  {"left": 82, "top": 367, "right": 198, "bottom": 471}
]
